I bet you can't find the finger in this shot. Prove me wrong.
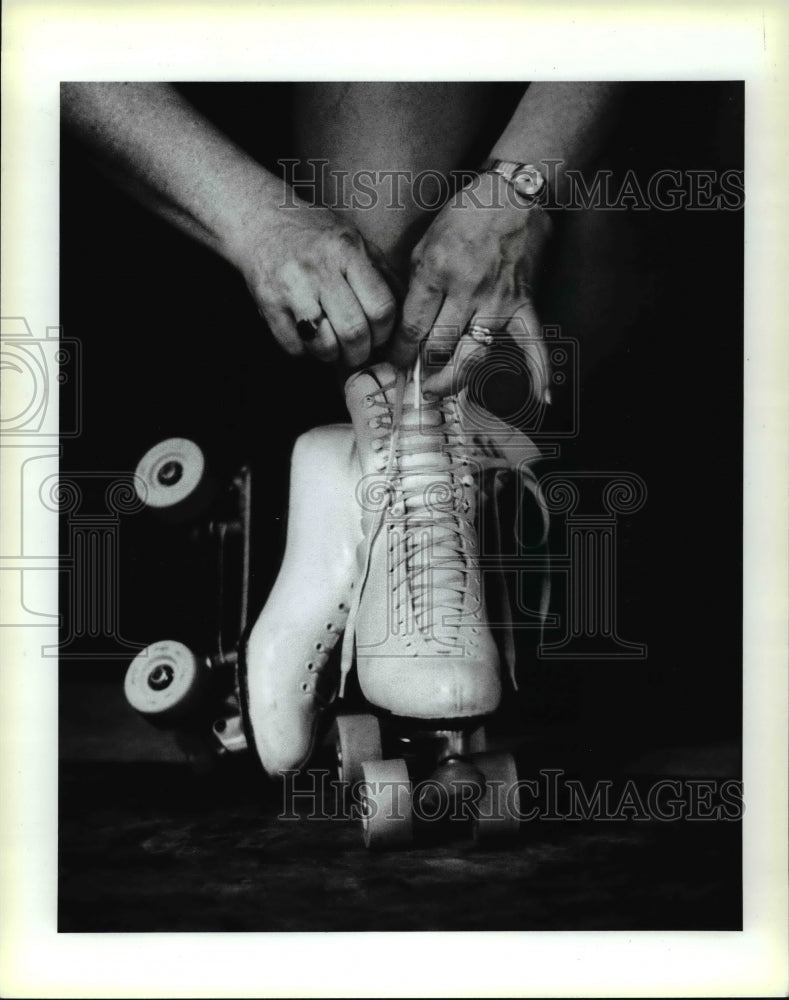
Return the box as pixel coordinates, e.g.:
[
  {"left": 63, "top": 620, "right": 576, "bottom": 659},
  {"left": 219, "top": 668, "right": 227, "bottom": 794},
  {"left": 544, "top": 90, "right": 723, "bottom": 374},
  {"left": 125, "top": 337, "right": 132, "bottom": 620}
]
[
  {"left": 261, "top": 306, "right": 306, "bottom": 358},
  {"left": 422, "top": 316, "right": 496, "bottom": 401},
  {"left": 419, "top": 298, "right": 474, "bottom": 398},
  {"left": 387, "top": 278, "right": 444, "bottom": 369},
  {"left": 265, "top": 269, "right": 337, "bottom": 363},
  {"left": 505, "top": 301, "right": 550, "bottom": 404},
  {"left": 320, "top": 279, "right": 372, "bottom": 368},
  {"left": 301, "top": 314, "right": 341, "bottom": 363},
  {"left": 291, "top": 311, "right": 341, "bottom": 364},
  {"left": 344, "top": 255, "right": 397, "bottom": 349},
  {"left": 426, "top": 331, "right": 491, "bottom": 400}
]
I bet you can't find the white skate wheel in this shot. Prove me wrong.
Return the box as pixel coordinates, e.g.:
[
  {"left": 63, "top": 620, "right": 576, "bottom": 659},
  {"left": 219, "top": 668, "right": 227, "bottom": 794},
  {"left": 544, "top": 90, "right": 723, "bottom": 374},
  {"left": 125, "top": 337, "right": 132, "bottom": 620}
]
[
  {"left": 360, "top": 758, "right": 413, "bottom": 850},
  {"left": 470, "top": 751, "right": 520, "bottom": 842},
  {"left": 335, "top": 713, "right": 382, "bottom": 787},
  {"left": 124, "top": 640, "right": 205, "bottom": 722},
  {"left": 134, "top": 438, "right": 211, "bottom": 515}
]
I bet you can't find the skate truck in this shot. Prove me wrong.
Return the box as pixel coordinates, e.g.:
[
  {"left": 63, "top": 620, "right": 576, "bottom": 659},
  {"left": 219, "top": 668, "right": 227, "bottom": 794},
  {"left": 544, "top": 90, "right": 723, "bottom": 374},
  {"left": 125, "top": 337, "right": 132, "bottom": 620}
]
[{"left": 124, "top": 363, "right": 550, "bottom": 848}]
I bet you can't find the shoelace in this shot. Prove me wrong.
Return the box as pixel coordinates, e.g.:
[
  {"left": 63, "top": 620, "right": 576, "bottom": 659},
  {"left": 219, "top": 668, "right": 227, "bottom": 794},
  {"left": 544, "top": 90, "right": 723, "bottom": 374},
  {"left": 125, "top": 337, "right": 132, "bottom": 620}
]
[
  {"left": 386, "top": 411, "right": 477, "bottom": 638},
  {"left": 440, "top": 391, "right": 551, "bottom": 690},
  {"left": 339, "top": 361, "right": 477, "bottom": 694},
  {"left": 339, "top": 363, "right": 553, "bottom": 699}
]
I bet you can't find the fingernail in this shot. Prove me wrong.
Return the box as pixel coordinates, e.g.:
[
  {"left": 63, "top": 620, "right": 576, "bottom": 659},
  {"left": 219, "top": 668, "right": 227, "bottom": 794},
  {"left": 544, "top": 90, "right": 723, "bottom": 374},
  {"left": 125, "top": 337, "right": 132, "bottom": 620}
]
[{"left": 422, "top": 389, "right": 438, "bottom": 402}]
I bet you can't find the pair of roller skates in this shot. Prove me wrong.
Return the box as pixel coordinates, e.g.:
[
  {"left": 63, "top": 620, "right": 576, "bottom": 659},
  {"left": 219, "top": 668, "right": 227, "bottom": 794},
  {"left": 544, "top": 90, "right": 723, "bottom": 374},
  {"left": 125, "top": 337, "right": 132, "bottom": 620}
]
[{"left": 125, "top": 361, "right": 548, "bottom": 848}]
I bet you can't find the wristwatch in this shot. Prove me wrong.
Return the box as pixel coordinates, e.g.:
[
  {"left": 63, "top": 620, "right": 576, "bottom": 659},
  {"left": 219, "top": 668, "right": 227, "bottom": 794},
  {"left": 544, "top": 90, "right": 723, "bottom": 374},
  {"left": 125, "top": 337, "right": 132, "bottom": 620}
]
[{"left": 480, "top": 159, "right": 547, "bottom": 205}]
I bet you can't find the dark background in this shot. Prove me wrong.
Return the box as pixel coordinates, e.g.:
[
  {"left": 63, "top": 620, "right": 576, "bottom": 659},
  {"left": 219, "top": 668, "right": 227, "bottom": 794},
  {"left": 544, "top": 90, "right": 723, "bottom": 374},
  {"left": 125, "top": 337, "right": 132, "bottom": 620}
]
[{"left": 58, "top": 82, "right": 743, "bottom": 931}]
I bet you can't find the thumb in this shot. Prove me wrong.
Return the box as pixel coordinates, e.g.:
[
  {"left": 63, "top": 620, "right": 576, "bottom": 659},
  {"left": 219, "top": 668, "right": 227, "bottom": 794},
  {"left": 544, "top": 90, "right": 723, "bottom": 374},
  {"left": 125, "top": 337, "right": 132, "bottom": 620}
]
[{"left": 505, "top": 301, "right": 551, "bottom": 406}]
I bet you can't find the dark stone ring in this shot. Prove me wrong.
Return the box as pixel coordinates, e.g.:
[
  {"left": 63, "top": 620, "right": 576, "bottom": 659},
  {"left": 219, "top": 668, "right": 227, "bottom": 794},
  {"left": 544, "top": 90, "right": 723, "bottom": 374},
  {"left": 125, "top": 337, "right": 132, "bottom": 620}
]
[{"left": 296, "top": 317, "right": 322, "bottom": 342}]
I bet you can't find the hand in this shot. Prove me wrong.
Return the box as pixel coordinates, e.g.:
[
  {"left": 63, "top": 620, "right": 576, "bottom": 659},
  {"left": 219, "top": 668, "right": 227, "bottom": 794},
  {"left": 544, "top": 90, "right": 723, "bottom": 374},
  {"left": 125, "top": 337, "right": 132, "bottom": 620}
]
[
  {"left": 230, "top": 198, "right": 398, "bottom": 367},
  {"left": 388, "top": 172, "right": 553, "bottom": 400}
]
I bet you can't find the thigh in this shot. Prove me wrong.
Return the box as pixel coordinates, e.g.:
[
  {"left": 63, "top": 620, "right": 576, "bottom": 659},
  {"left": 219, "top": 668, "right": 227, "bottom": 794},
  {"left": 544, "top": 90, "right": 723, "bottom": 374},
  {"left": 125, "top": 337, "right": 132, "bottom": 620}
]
[{"left": 293, "top": 82, "right": 524, "bottom": 274}]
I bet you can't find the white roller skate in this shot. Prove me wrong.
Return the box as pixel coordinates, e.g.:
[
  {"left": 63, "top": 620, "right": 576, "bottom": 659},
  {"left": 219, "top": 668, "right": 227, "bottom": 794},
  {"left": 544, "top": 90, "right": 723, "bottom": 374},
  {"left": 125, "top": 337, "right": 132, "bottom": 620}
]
[
  {"left": 337, "top": 360, "right": 549, "bottom": 848},
  {"left": 243, "top": 424, "right": 363, "bottom": 776}
]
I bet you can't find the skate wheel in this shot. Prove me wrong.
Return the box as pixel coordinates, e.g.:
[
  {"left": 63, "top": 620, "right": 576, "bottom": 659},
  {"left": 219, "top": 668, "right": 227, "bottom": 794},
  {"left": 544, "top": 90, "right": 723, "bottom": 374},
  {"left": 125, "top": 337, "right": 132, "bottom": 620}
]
[
  {"left": 335, "top": 713, "right": 382, "bottom": 787},
  {"left": 360, "top": 758, "right": 413, "bottom": 850},
  {"left": 470, "top": 751, "right": 520, "bottom": 842},
  {"left": 134, "top": 438, "right": 213, "bottom": 517},
  {"left": 124, "top": 640, "right": 206, "bottom": 723}
]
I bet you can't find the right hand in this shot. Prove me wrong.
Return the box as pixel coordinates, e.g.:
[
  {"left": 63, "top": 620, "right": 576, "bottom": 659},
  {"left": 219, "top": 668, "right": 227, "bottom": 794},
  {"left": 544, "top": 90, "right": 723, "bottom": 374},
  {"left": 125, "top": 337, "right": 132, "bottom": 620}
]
[{"left": 229, "top": 199, "right": 398, "bottom": 367}]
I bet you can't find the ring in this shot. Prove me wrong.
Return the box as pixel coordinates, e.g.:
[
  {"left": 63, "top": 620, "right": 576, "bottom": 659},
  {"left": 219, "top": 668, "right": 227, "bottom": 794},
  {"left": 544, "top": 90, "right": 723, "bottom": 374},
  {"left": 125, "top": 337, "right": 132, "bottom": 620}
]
[
  {"left": 296, "top": 316, "right": 322, "bottom": 342},
  {"left": 467, "top": 324, "right": 494, "bottom": 346}
]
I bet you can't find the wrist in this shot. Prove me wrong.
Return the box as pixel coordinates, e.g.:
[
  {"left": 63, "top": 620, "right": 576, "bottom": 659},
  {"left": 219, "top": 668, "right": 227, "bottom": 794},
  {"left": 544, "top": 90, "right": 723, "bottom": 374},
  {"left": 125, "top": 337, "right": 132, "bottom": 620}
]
[{"left": 219, "top": 164, "right": 302, "bottom": 268}]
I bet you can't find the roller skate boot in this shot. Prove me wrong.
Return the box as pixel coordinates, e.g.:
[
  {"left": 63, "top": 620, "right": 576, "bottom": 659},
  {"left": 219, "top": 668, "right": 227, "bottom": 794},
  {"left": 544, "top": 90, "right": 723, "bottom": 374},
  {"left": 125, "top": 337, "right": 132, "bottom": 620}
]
[
  {"left": 342, "top": 361, "right": 505, "bottom": 718},
  {"left": 335, "top": 361, "right": 550, "bottom": 848},
  {"left": 243, "top": 424, "right": 363, "bottom": 776}
]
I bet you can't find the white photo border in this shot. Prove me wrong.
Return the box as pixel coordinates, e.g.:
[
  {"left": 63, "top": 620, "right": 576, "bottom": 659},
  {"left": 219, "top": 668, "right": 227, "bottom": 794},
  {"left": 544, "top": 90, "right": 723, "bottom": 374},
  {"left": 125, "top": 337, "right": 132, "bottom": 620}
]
[{"left": 1, "top": 2, "right": 787, "bottom": 997}]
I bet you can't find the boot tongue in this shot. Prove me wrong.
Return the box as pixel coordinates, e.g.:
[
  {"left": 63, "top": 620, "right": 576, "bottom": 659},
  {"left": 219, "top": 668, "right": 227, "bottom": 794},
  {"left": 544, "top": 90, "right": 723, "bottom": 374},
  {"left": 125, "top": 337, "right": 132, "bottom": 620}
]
[
  {"left": 345, "top": 361, "right": 471, "bottom": 644},
  {"left": 399, "top": 372, "right": 470, "bottom": 641}
]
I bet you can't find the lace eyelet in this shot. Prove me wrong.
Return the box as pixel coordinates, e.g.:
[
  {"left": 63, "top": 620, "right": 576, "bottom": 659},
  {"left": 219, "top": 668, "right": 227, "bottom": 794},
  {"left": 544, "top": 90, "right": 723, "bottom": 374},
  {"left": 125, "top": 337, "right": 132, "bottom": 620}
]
[
  {"left": 306, "top": 662, "right": 315, "bottom": 671},
  {"left": 300, "top": 682, "right": 310, "bottom": 693},
  {"left": 315, "top": 642, "right": 324, "bottom": 651}
]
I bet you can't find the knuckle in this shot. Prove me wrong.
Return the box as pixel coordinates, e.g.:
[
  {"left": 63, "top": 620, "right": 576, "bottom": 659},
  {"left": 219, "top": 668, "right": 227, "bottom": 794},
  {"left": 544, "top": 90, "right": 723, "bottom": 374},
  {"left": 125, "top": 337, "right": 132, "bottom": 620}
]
[
  {"left": 273, "top": 261, "right": 309, "bottom": 297},
  {"left": 368, "top": 294, "right": 396, "bottom": 325},
  {"left": 276, "top": 260, "right": 302, "bottom": 288},
  {"left": 335, "top": 226, "right": 363, "bottom": 252},
  {"left": 420, "top": 245, "right": 452, "bottom": 279},
  {"left": 339, "top": 321, "right": 369, "bottom": 345}
]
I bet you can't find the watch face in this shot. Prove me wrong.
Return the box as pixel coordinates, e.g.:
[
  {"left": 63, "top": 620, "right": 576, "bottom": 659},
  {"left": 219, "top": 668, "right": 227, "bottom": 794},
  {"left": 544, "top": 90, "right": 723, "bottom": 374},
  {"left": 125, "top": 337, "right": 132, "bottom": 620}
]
[{"left": 511, "top": 166, "right": 545, "bottom": 198}]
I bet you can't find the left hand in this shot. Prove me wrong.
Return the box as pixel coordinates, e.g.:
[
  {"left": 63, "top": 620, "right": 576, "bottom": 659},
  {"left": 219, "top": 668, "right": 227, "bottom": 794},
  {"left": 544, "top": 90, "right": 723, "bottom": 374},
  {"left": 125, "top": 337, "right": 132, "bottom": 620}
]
[{"left": 387, "top": 171, "right": 554, "bottom": 400}]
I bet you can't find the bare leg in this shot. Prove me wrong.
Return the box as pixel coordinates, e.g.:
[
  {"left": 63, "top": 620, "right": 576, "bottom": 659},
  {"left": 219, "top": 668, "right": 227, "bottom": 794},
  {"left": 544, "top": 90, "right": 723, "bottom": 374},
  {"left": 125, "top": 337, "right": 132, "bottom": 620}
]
[
  {"left": 294, "top": 82, "right": 631, "bottom": 381},
  {"left": 293, "top": 83, "right": 518, "bottom": 276}
]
